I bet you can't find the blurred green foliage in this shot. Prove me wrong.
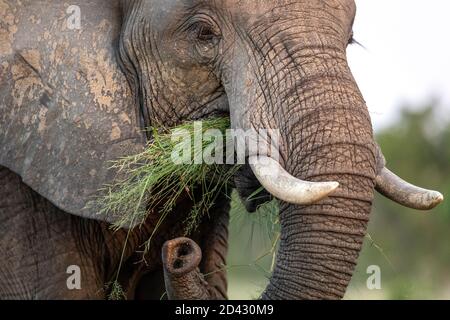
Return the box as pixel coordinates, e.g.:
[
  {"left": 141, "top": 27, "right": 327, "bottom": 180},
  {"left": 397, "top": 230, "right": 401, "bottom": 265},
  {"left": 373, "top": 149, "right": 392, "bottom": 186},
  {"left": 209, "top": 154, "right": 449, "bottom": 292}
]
[{"left": 227, "top": 102, "right": 450, "bottom": 300}]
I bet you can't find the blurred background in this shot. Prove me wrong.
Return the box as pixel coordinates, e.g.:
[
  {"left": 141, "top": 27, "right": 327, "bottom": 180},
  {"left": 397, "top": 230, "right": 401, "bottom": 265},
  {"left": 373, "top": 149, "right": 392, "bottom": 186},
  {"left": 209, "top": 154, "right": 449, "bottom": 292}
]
[{"left": 227, "top": 0, "right": 450, "bottom": 299}]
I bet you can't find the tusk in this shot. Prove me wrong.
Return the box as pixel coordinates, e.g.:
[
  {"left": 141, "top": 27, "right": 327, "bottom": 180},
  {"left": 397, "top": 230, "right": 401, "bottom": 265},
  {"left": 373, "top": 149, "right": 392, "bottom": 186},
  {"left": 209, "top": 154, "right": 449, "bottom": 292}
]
[
  {"left": 249, "top": 156, "right": 339, "bottom": 205},
  {"left": 376, "top": 167, "right": 444, "bottom": 210}
]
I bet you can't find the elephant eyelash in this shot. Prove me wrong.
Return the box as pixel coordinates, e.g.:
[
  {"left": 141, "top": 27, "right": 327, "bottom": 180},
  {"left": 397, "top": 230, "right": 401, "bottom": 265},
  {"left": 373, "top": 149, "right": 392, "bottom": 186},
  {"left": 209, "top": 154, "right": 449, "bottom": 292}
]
[
  {"left": 348, "top": 31, "right": 356, "bottom": 45},
  {"left": 195, "top": 23, "right": 219, "bottom": 42},
  {"left": 348, "top": 31, "right": 364, "bottom": 48},
  {"left": 177, "top": 13, "right": 222, "bottom": 43},
  {"left": 349, "top": 37, "right": 365, "bottom": 49},
  {"left": 188, "top": 21, "right": 221, "bottom": 43}
]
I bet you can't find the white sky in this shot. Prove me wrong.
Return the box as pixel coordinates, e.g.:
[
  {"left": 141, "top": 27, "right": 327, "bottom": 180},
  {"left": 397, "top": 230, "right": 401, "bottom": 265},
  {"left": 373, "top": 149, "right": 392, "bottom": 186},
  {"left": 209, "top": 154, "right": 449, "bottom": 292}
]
[{"left": 347, "top": 0, "right": 450, "bottom": 132}]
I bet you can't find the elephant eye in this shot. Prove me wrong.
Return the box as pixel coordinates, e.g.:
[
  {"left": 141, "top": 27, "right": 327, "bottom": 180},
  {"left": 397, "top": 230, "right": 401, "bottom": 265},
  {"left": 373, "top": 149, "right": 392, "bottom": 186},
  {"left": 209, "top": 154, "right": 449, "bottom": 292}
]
[
  {"left": 188, "top": 21, "right": 221, "bottom": 45},
  {"left": 197, "top": 24, "right": 216, "bottom": 42},
  {"left": 179, "top": 17, "right": 221, "bottom": 63}
]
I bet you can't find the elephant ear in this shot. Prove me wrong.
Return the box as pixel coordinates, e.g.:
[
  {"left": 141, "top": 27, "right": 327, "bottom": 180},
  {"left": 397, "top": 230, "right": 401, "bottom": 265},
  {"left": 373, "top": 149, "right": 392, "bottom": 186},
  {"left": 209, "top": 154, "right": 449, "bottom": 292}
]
[{"left": 0, "top": 1, "right": 146, "bottom": 224}]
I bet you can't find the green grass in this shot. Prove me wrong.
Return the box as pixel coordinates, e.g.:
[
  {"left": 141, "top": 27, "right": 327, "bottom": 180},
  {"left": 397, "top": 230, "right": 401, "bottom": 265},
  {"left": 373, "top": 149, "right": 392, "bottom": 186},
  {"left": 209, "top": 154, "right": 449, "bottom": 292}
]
[
  {"left": 89, "top": 117, "right": 246, "bottom": 298},
  {"left": 106, "top": 280, "right": 126, "bottom": 300},
  {"left": 93, "top": 117, "right": 241, "bottom": 238}
]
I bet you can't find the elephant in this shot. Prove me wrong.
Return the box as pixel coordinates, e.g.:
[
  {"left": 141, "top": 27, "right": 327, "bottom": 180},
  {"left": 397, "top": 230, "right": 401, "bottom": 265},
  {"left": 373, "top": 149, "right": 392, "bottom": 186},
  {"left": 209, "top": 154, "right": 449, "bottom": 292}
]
[{"left": 0, "top": 0, "right": 444, "bottom": 300}]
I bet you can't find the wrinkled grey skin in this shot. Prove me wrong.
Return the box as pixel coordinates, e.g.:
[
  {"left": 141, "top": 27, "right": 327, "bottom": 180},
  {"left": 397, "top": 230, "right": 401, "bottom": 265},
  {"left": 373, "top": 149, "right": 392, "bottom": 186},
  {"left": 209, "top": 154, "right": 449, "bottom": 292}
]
[{"left": 1, "top": 0, "right": 380, "bottom": 299}]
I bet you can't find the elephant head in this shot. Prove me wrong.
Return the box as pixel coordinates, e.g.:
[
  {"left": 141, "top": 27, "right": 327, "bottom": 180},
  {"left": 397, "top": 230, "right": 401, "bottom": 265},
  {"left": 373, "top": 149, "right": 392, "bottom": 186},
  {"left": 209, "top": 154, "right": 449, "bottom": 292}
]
[
  {"left": 0, "top": 0, "right": 443, "bottom": 299},
  {"left": 117, "top": 0, "right": 443, "bottom": 299}
]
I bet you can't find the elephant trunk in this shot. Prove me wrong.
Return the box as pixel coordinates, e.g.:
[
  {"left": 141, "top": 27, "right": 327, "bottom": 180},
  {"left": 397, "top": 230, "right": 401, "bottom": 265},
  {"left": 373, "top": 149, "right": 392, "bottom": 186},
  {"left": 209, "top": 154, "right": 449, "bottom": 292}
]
[
  {"left": 238, "top": 49, "right": 378, "bottom": 299},
  {"left": 162, "top": 238, "right": 211, "bottom": 300},
  {"left": 162, "top": 237, "right": 226, "bottom": 300},
  {"left": 262, "top": 174, "right": 375, "bottom": 299},
  {"left": 260, "top": 85, "right": 376, "bottom": 298}
]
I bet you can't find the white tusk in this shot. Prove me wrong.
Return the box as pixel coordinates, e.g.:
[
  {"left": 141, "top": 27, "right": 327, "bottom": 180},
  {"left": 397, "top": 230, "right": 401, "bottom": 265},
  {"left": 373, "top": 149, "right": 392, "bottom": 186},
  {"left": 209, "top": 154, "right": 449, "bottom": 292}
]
[
  {"left": 376, "top": 167, "right": 444, "bottom": 210},
  {"left": 249, "top": 156, "right": 339, "bottom": 205}
]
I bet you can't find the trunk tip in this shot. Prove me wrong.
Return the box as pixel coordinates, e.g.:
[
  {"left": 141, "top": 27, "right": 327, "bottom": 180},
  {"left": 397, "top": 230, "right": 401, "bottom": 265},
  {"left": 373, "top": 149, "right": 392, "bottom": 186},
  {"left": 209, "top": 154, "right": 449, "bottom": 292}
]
[{"left": 162, "top": 237, "right": 202, "bottom": 276}]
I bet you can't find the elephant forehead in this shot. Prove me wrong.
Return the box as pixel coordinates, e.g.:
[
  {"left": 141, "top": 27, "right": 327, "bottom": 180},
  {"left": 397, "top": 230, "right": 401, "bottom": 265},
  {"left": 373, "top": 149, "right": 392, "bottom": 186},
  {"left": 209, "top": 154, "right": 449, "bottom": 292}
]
[
  {"left": 212, "top": 0, "right": 356, "bottom": 35},
  {"left": 220, "top": 0, "right": 355, "bottom": 17},
  {"left": 141, "top": 0, "right": 355, "bottom": 36},
  {"left": 147, "top": 0, "right": 355, "bottom": 20}
]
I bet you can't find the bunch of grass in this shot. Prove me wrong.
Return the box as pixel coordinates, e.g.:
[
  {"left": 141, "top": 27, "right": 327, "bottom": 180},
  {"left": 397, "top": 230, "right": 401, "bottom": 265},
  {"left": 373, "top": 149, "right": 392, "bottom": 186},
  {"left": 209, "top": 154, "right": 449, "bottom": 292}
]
[
  {"left": 106, "top": 280, "right": 126, "bottom": 300},
  {"left": 92, "top": 117, "right": 282, "bottom": 299},
  {"left": 94, "top": 117, "right": 241, "bottom": 238}
]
